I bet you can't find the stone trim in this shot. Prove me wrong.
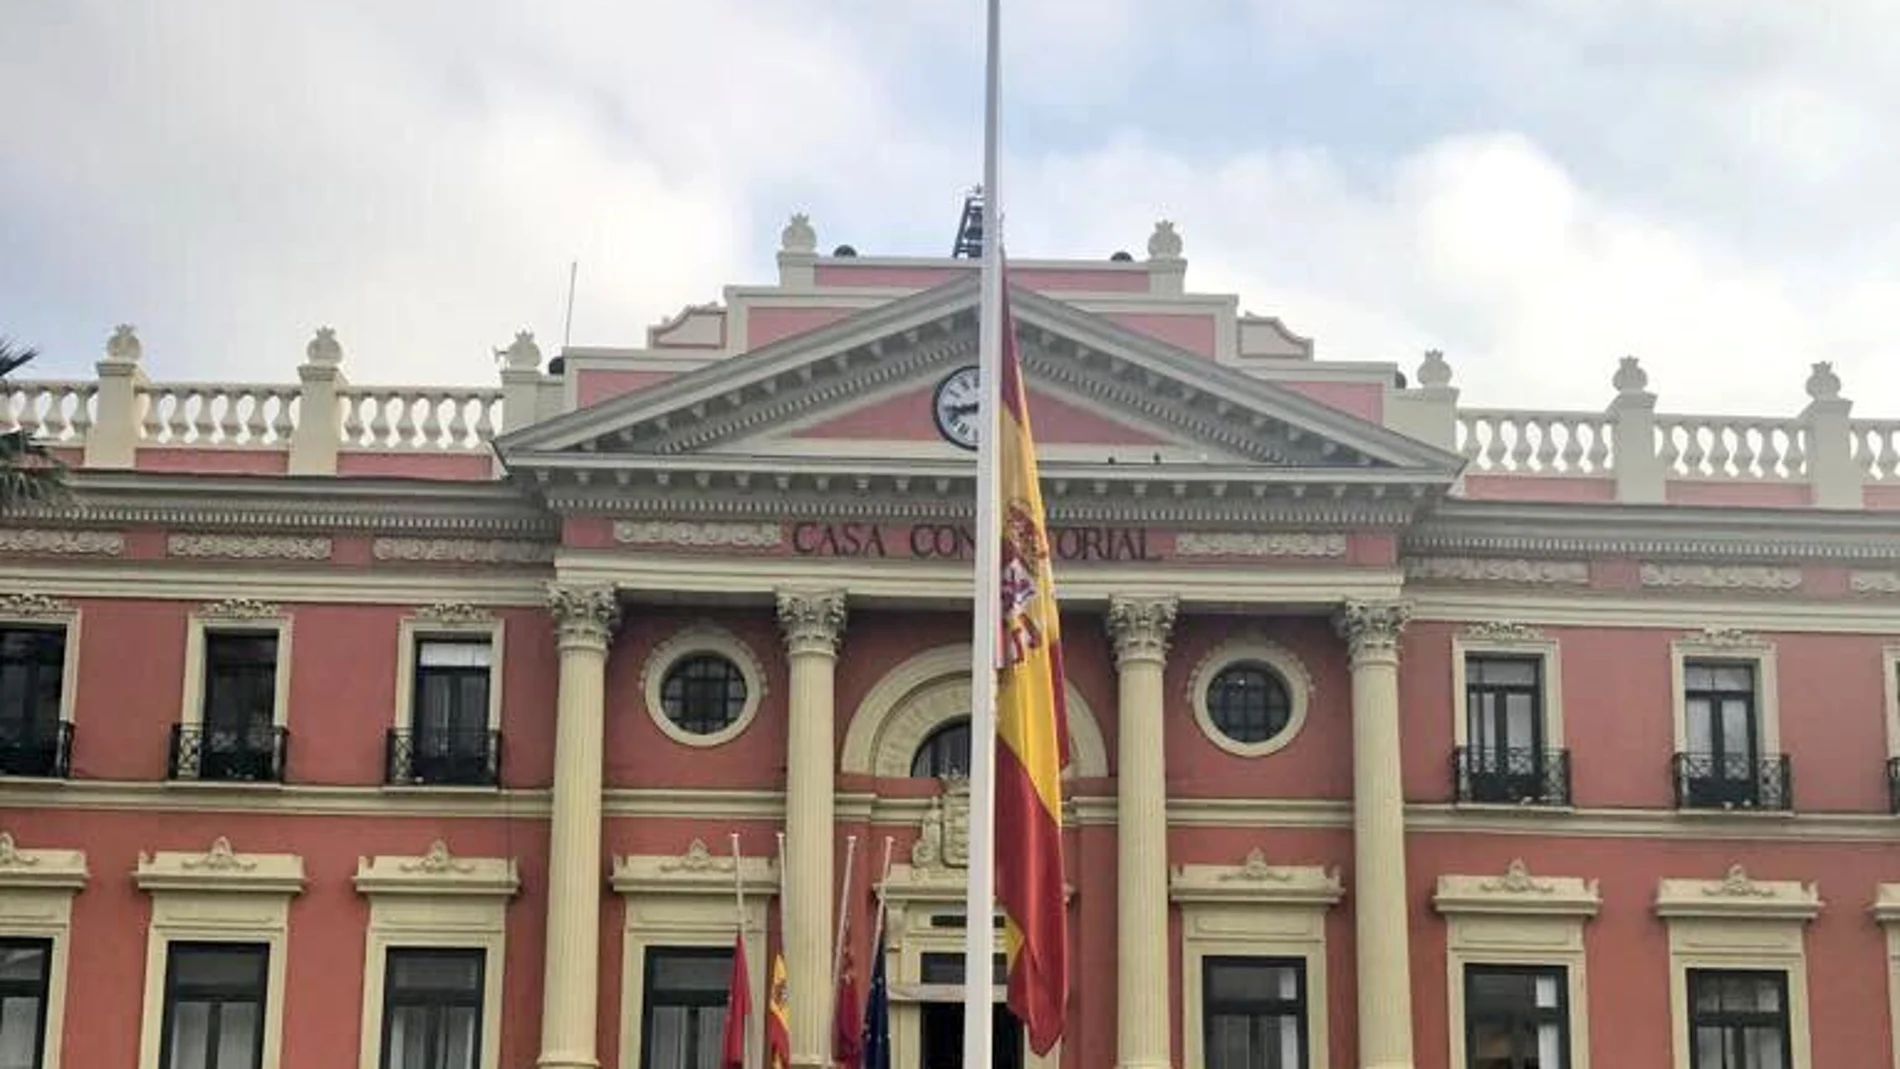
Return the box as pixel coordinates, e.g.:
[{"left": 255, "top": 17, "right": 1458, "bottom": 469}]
[
  {"left": 1433, "top": 859, "right": 1600, "bottom": 918},
  {"left": 135, "top": 836, "right": 307, "bottom": 895},
  {"left": 640, "top": 623, "right": 767, "bottom": 748},
  {"left": 1174, "top": 532, "right": 1347, "bottom": 558},
  {"left": 613, "top": 520, "right": 782, "bottom": 549},
  {"left": 394, "top": 610, "right": 505, "bottom": 732},
  {"left": 0, "top": 832, "right": 86, "bottom": 1069},
  {"left": 1450, "top": 624, "right": 1565, "bottom": 753},
  {"left": 0, "top": 594, "right": 81, "bottom": 731},
  {"left": 1655, "top": 864, "right": 1821, "bottom": 922},
  {"left": 166, "top": 534, "right": 333, "bottom": 560},
  {"left": 0, "top": 529, "right": 124, "bottom": 556},
  {"left": 1876, "top": 885, "right": 1900, "bottom": 1069},
  {"left": 1641, "top": 564, "right": 1803, "bottom": 591},
  {"left": 1657, "top": 865, "right": 1818, "bottom": 1069},
  {"left": 1669, "top": 629, "right": 1781, "bottom": 767},
  {"left": 1186, "top": 637, "right": 1313, "bottom": 758},
  {"left": 1404, "top": 557, "right": 1590, "bottom": 585},
  {"left": 180, "top": 606, "right": 293, "bottom": 732},
  {"left": 373, "top": 537, "right": 554, "bottom": 563}
]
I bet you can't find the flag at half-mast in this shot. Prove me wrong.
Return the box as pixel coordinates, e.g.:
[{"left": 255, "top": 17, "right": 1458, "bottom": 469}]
[{"left": 993, "top": 261, "right": 1071, "bottom": 1056}]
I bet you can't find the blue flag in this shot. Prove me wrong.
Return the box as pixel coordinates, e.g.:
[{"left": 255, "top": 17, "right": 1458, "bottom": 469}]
[{"left": 860, "top": 928, "right": 891, "bottom": 1069}]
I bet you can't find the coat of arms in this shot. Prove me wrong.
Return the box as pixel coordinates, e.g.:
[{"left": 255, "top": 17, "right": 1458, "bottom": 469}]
[{"left": 911, "top": 778, "right": 971, "bottom": 870}]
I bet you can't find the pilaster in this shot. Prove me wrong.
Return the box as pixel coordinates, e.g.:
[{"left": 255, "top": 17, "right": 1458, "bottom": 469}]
[
  {"left": 1106, "top": 595, "right": 1177, "bottom": 1069},
  {"left": 776, "top": 588, "right": 847, "bottom": 1069},
  {"left": 1333, "top": 598, "right": 1415, "bottom": 1069}
]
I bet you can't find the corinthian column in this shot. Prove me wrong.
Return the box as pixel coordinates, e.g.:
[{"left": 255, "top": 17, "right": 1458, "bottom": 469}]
[
  {"left": 538, "top": 584, "right": 620, "bottom": 1069},
  {"left": 776, "top": 589, "right": 847, "bottom": 1069},
  {"left": 1106, "top": 595, "right": 1178, "bottom": 1069},
  {"left": 1334, "top": 599, "right": 1414, "bottom": 1069}
]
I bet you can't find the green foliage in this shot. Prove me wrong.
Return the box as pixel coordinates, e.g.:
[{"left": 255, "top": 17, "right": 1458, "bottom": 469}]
[{"left": 0, "top": 339, "right": 70, "bottom": 511}]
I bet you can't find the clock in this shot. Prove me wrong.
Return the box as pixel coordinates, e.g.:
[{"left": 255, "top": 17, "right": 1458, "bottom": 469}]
[{"left": 932, "top": 365, "right": 982, "bottom": 450}]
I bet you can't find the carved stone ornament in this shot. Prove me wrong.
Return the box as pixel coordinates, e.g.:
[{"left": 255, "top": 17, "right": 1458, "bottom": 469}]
[
  {"left": 1404, "top": 557, "right": 1589, "bottom": 585},
  {"left": 0, "top": 833, "right": 37, "bottom": 868},
  {"left": 0, "top": 832, "right": 88, "bottom": 890},
  {"left": 1217, "top": 848, "right": 1294, "bottom": 883},
  {"left": 912, "top": 781, "right": 971, "bottom": 871},
  {"left": 0, "top": 593, "right": 69, "bottom": 618},
  {"left": 1417, "top": 349, "right": 1454, "bottom": 388},
  {"left": 1849, "top": 571, "right": 1900, "bottom": 595},
  {"left": 106, "top": 323, "right": 142, "bottom": 363},
  {"left": 1334, "top": 599, "right": 1411, "bottom": 665},
  {"left": 780, "top": 212, "right": 818, "bottom": 254},
  {"left": 1655, "top": 867, "right": 1819, "bottom": 922},
  {"left": 1479, "top": 859, "right": 1556, "bottom": 895},
  {"left": 371, "top": 538, "right": 554, "bottom": 564},
  {"left": 0, "top": 529, "right": 125, "bottom": 556},
  {"left": 305, "top": 326, "right": 343, "bottom": 367},
  {"left": 414, "top": 601, "right": 494, "bottom": 625},
  {"left": 400, "top": 840, "right": 475, "bottom": 876},
  {"left": 167, "top": 534, "right": 332, "bottom": 560},
  {"left": 1704, "top": 864, "right": 1776, "bottom": 899},
  {"left": 547, "top": 584, "right": 620, "bottom": 649},
  {"left": 200, "top": 597, "right": 280, "bottom": 619},
  {"left": 1174, "top": 532, "right": 1346, "bottom": 559},
  {"left": 1806, "top": 360, "right": 1842, "bottom": 402},
  {"left": 501, "top": 330, "right": 541, "bottom": 371},
  {"left": 660, "top": 839, "right": 736, "bottom": 875},
  {"left": 182, "top": 837, "right": 258, "bottom": 873},
  {"left": 1147, "top": 219, "right": 1184, "bottom": 260},
  {"left": 1461, "top": 621, "right": 1545, "bottom": 643},
  {"left": 1612, "top": 355, "right": 1649, "bottom": 396},
  {"left": 1106, "top": 595, "right": 1178, "bottom": 668},
  {"left": 1639, "top": 564, "right": 1801, "bottom": 591},
  {"left": 777, "top": 589, "right": 847, "bottom": 657},
  {"left": 1683, "top": 626, "right": 1766, "bottom": 649},
  {"left": 613, "top": 520, "right": 783, "bottom": 549}
]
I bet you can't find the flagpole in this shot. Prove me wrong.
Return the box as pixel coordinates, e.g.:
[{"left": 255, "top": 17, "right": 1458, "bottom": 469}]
[
  {"left": 964, "top": 0, "right": 1004, "bottom": 1064},
  {"left": 831, "top": 834, "right": 859, "bottom": 1020},
  {"left": 731, "top": 832, "right": 753, "bottom": 1069}
]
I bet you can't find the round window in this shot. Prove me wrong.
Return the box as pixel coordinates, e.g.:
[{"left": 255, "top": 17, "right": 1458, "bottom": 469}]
[
  {"left": 1205, "top": 662, "right": 1293, "bottom": 745},
  {"left": 659, "top": 654, "right": 748, "bottom": 736}
]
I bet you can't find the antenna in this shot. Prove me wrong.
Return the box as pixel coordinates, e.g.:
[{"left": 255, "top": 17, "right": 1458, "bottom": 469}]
[{"left": 561, "top": 261, "right": 578, "bottom": 350}]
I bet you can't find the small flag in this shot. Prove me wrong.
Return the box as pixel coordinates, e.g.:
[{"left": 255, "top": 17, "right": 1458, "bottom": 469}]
[
  {"left": 993, "top": 262, "right": 1072, "bottom": 1056},
  {"left": 834, "top": 946, "right": 863, "bottom": 1069},
  {"left": 721, "top": 932, "right": 751, "bottom": 1069},
  {"left": 859, "top": 929, "right": 891, "bottom": 1069},
  {"left": 766, "top": 950, "right": 792, "bottom": 1069}
]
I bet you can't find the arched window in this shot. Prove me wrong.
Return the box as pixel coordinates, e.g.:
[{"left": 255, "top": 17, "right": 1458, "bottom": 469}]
[{"left": 910, "top": 717, "right": 972, "bottom": 778}]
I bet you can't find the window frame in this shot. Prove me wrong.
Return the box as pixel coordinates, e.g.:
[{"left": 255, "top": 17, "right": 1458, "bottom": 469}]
[
  {"left": 1880, "top": 645, "right": 1900, "bottom": 762},
  {"left": 0, "top": 935, "right": 53, "bottom": 1069},
  {"left": 1463, "top": 963, "right": 1571, "bottom": 1069},
  {"left": 1657, "top": 869, "right": 1815, "bottom": 1069},
  {"left": 157, "top": 941, "right": 270, "bottom": 1069},
  {"left": 1451, "top": 625, "right": 1564, "bottom": 758},
  {"left": 638, "top": 946, "right": 737, "bottom": 1069},
  {"left": 0, "top": 598, "right": 81, "bottom": 757},
  {"left": 1685, "top": 969, "right": 1791, "bottom": 1069},
  {"left": 1669, "top": 632, "right": 1779, "bottom": 765},
  {"left": 378, "top": 947, "right": 486, "bottom": 1069},
  {"left": 1200, "top": 955, "right": 1309, "bottom": 1069},
  {"left": 639, "top": 625, "right": 766, "bottom": 749},
  {"left": 1187, "top": 639, "right": 1313, "bottom": 759},
  {"left": 180, "top": 608, "right": 291, "bottom": 732},
  {"left": 0, "top": 836, "right": 86, "bottom": 1069},
  {"left": 394, "top": 613, "right": 505, "bottom": 737}
]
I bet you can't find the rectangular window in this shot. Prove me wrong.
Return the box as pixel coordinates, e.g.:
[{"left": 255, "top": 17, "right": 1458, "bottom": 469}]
[
  {"left": 1203, "top": 956, "right": 1306, "bottom": 1069},
  {"left": 380, "top": 949, "right": 483, "bottom": 1069},
  {"left": 159, "top": 943, "right": 268, "bottom": 1069},
  {"left": 1465, "top": 965, "right": 1568, "bottom": 1069},
  {"left": 200, "top": 634, "right": 279, "bottom": 782},
  {"left": 640, "top": 948, "right": 733, "bottom": 1069},
  {"left": 1683, "top": 662, "right": 1760, "bottom": 807},
  {"left": 0, "top": 628, "right": 65, "bottom": 778},
  {"left": 0, "top": 938, "right": 51, "bottom": 1069},
  {"left": 1688, "top": 970, "right": 1789, "bottom": 1069},
  {"left": 408, "top": 640, "right": 493, "bottom": 785},
  {"left": 1464, "top": 656, "right": 1547, "bottom": 802}
]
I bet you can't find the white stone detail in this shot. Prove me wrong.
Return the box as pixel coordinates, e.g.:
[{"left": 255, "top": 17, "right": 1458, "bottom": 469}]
[
  {"left": 167, "top": 534, "right": 332, "bottom": 560},
  {"left": 399, "top": 841, "right": 476, "bottom": 876},
  {"left": 1404, "top": 557, "right": 1590, "bottom": 584},
  {"left": 1850, "top": 570, "right": 1900, "bottom": 594},
  {"left": 413, "top": 601, "right": 494, "bottom": 625},
  {"left": 911, "top": 781, "right": 970, "bottom": 871},
  {"left": 1639, "top": 564, "right": 1802, "bottom": 590},
  {"left": 1217, "top": 848, "right": 1295, "bottom": 883},
  {"left": 1175, "top": 532, "right": 1347, "bottom": 558},
  {"left": 613, "top": 520, "right": 783, "bottom": 549},
  {"left": 659, "top": 839, "right": 736, "bottom": 875},
  {"left": 200, "top": 596, "right": 281, "bottom": 619},
  {"left": 0, "top": 529, "right": 124, "bottom": 556},
  {"left": 1480, "top": 859, "right": 1555, "bottom": 895},
  {"left": 0, "top": 593, "right": 70, "bottom": 618},
  {"left": 1460, "top": 621, "right": 1546, "bottom": 643},
  {"left": 371, "top": 537, "right": 553, "bottom": 563}
]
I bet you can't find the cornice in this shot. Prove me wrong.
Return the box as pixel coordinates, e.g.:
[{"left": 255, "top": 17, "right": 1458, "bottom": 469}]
[{"left": 1410, "top": 499, "right": 1900, "bottom": 563}]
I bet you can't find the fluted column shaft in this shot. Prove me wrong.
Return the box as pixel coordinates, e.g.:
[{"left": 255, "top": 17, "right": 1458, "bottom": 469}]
[
  {"left": 1335, "top": 600, "right": 1415, "bottom": 1069},
  {"left": 1107, "top": 596, "right": 1178, "bottom": 1069},
  {"left": 538, "top": 585, "right": 620, "bottom": 1069},
  {"left": 777, "top": 590, "right": 847, "bottom": 1069}
]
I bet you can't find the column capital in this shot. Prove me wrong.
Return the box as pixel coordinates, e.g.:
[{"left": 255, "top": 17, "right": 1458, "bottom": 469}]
[
  {"left": 776, "top": 589, "right": 847, "bottom": 658},
  {"left": 547, "top": 583, "right": 620, "bottom": 651},
  {"left": 1106, "top": 595, "right": 1178, "bottom": 669},
  {"left": 1334, "top": 599, "right": 1411, "bottom": 666}
]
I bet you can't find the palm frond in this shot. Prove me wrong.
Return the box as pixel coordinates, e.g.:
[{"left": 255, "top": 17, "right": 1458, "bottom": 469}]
[{"left": 0, "top": 338, "right": 71, "bottom": 512}]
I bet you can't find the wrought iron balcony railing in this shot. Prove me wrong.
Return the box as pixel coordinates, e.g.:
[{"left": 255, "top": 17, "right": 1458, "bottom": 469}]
[
  {"left": 0, "top": 720, "right": 73, "bottom": 778},
  {"left": 385, "top": 728, "right": 501, "bottom": 787},
  {"left": 1452, "top": 746, "right": 1571, "bottom": 806},
  {"left": 1672, "top": 752, "right": 1791, "bottom": 811},
  {"left": 168, "top": 723, "right": 289, "bottom": 783}
]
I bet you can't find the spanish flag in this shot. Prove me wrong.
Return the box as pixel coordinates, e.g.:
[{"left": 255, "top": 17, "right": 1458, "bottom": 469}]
[
  {"left": 994, "top": 270, "right": 1071, "bottom": 1056},
  {"left": 766, "top": 949, "right": 792, "bottom": 1069}
]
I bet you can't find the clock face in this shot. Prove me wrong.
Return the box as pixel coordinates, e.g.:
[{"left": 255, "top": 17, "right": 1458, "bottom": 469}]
[{"left": 932, "top": 366, "right": 982, "bottom": 450}]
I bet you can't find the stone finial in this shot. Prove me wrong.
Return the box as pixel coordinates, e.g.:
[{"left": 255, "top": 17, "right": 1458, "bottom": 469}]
[
  {"left": 1147, "top": 220, "right": 1184, "bottom": 260},
  {"left": 105, "top": 324, "right": 142, "bottom": 363},
  {"left": 781, "top": 212, "right": 818, "bottom": 255},
  {"left": 1612, "top": 355, "right": 1649, "bottom": 397},
  {"left": 304, "top": 326, "right": 342, "bottom": 367},
  {"left": 1805, "top": 360, "right": 1842, "bottom": 402},
  {"left": 501, "top": 330, "right": 542, "bottom": 371},
  {"left": 1417, "top": 349, "right": 1453, "bottom": 388}
]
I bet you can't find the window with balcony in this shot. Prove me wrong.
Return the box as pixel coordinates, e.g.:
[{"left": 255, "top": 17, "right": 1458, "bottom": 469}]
[
  {"left": 171, "top": 634, "right": 287, "bottom": 783},
  {"left": 159, "top": 943, "right": 268, "bottom": 1069},
  {"left": 0, "top": 938, "right": 51, "bottom": 1069},
  {"left": 388, "top": 640, "right": 498, "bottom": 786},
  {"left": 0, "top": 627, "right": 70, "bottom": 779},
  {"left": 639, "top": 948, "right": 734, "bottom": 1069},
  {"left": 1456, "top": 656, "right": 1567, "bottom": 806},
  {"left": 1688, "top": 970, "right": 1789, "bottom": 1069},
  {"left": 1676, "top": 661, "right": 1788, "bottom": 810},
  {"left": 1464, "top": 965, "right": 1568, "bottom": 1069},
  {"left": 1202, "top": 956, "right": 1307, "bottom": 1069},
  {"left": 379, "top": 949, "right": 484, "bottom": 1069}
]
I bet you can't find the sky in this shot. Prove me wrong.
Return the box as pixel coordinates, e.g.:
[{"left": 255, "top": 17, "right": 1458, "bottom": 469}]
[{"left": 4, "top": 0, "right": 1899, "bottom": 415}]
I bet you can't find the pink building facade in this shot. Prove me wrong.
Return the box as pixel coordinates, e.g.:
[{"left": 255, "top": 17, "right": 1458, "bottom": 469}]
[{"left": 3, "top": 215, "right": 1900, "bottom": 1069}]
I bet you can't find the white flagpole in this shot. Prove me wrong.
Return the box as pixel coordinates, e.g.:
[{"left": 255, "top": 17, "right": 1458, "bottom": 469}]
[
  {"left": 831, "top": 834, "right": 859, "bottom": 1025},
  {"left": 964, "top": 0, "right": 1004, "bottom": 1065},
  {"left": 731, "top": 832, "right": 754, "bottom": 1069}
]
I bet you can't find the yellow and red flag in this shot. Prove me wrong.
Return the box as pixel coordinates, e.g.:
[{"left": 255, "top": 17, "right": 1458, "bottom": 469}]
[
  {"left": 766, "top": 948, "right": 792, "bottom": 1069},
  {"left": 993, "top": 269, "right": 1071, "bottom": 1056}
]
